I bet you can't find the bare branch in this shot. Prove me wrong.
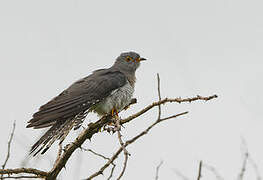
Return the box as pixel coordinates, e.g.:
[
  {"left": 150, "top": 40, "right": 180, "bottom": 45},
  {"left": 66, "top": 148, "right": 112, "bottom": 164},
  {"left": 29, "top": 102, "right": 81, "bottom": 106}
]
[
  {"left": 116, "top": 152, "right": 128, "bottom": 180},
  {"left": 238, "top": 138, "right": 262, "bottom": 180},
  {"left": 51, "top": 94, "right": 217, "bottom": 179},
  {"left": 82, "top": 148, "right": 110, "bottom": 161},
  {"left": 52, "top": 143, "right": 62, "bottom": 169},
  {"left": 203, "top": 163, "right": 224, "bottom": 180},
  {"left": 1, "top": 122, "right": 16, "bottom": 180},
  {"left": 107, "top": 163, "right": 116, "bottom": 180},
  {"left": 0, "top": 93, "right": 217, "bottom": 179},
  {"left": 157, "top": 73, "right": 162, "bottom": 120},
  {"left": 86, "top": 145, "right": 123, "bottom": 180},
  {"left": 82, "top": 148, "right": 116, "bottom": 180},
  {"left": 86, "top": 111, "right": 188, "bottom": 179},
  {"left": 0, "top": 168, "right": 48, "bottom": 178},
  {"left": 237, "top": 139, "right": 249, "bottom": 180},
  {"left": 172, "top": 169, "right": 190, "bottom": 180},
  {"left": 115, "top": 116, "right": 129, "bottom": 180},
  {"left": 248, "top": 156, "right": 262, "bottom": 180},
  {"left": 1, "top": 175, "right": 41, "bottom": 179},
  {"left": 2, "top": 121, "right": 16, "bottom": 169},
  {"left": 120, "top": 94, "right": 218, "bottom": 125},
  {"left": 155, "top": 160, "right": 163, "bottom": 180},
  {"left": 197, "top": 161, "right": 203, "bottom": 180}
]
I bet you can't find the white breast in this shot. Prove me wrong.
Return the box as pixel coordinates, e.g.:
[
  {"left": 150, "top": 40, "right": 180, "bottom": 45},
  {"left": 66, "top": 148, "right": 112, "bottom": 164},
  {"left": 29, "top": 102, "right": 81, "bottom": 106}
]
[{"left": 93, "top": 82, "right": 134, "bottom": 116}]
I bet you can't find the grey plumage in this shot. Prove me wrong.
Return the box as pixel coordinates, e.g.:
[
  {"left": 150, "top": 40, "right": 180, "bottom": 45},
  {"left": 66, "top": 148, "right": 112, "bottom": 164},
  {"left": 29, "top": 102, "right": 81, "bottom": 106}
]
[{"left": 27, "top": 51, "right": 146, "bottom": 156}]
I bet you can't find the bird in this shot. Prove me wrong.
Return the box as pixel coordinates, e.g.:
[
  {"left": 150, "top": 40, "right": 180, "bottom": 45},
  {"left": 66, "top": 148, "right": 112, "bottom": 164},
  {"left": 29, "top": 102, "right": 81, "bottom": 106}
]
[{"left": 26, "top": 51, "right": 146, "bottom": 156}]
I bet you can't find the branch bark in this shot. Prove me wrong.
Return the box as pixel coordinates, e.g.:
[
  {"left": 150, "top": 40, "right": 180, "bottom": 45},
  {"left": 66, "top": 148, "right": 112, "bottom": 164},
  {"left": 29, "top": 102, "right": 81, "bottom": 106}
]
[{"left": 197, "top": 161, "right": 203, "bottom": 180}]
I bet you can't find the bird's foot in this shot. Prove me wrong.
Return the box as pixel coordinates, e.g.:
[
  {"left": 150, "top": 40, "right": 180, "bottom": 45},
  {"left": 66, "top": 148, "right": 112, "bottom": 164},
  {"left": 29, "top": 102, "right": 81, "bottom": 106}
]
[{"left": 111, "top": 108, "right": 119, "bottom": 119}]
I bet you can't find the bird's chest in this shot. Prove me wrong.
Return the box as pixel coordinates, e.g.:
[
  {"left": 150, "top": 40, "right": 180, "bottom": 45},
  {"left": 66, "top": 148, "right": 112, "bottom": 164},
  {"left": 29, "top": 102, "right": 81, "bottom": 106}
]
[{"left": 93, "top": 82, "right": 134, "bottom": 116}]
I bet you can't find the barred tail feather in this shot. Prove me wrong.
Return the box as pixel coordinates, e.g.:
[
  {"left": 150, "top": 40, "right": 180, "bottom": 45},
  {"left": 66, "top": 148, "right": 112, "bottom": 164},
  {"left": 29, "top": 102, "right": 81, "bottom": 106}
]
[
  {"left": 29, "top": 110, "right": 88, "bottom": 156},
  {"left": 30, "top": 119, "right": 75, "bottom": 156}
]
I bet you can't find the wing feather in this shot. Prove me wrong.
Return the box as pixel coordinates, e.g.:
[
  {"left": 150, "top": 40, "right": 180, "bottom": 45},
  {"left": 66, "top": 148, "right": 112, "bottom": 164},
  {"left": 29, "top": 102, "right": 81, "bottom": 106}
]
[{"left": 27, "top": 70, "right": 127, "bottom": 129}]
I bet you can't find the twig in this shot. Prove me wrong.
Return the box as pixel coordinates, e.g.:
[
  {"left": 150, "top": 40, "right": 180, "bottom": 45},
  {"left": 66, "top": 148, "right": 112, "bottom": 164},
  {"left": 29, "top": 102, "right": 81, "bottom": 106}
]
[
  {"left": 86, "top": 111, "right": 188, "bottom": 180},
  {"left": 172, "top": 169, "right": 190, "bottom": 180},
  {"left": 120, "top": 94, "right": 218, "bottom": 125},
  {"left": 157, "top": 73, "right": 161, "bottom": 120},
  {"left": 82, "top": 148, "right": 111, "bottom": 161},
  {"left": 238, "top": 138, "right": 261, "bottom": 180},
  {"left": 116, "top": 152, "right": 128, "bottom": 180},
  {"left": 154, "top": 74, "right": 163, "bottom": 180},
  {"left": 82, "top": 148, "right": 116, "bottom": 180},
  {"left": 248, "top": 156, "right": 262, "bottom": 180},
  {"left": 1, "top": 121, "right": 16, "bottom": 180},
  {"left": 107, "top": 164, "right": 116, "bottom": 180},
  {"left": 155, "top": 160, "right": 163, "bottom": 180},
  {"left": 237, "top": 139, "right": 249, "bottom": 180},
  {"left": 1, "top": 176, "right": 41, "bottom": 179},
  {"left": 197, "top": 161, "right": 203, "bottom": 180},
  {"left": 203, "top": 163, "right": 224, "bottom": 180},
  {"left": 0, "top": 168, "right": 48, "bottom": 178},
  {"left": 238, "top": 153, "right": 248, "bottom": 180},
  {"left": 115, "top": 116, "right": 129, "bottom": 180}
]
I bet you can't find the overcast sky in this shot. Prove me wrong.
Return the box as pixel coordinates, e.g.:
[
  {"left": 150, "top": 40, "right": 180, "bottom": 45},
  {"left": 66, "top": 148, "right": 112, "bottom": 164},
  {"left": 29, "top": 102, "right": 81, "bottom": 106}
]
[{"left": 0, "top": 0, "right": 263, "bottom": 179}]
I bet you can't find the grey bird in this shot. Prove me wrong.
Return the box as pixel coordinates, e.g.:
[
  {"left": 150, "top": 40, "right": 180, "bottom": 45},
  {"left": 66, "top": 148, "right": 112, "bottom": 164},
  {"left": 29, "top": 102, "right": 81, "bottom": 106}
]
[{"left": 27, "top": 51, "right": 146, "bottom": 156}]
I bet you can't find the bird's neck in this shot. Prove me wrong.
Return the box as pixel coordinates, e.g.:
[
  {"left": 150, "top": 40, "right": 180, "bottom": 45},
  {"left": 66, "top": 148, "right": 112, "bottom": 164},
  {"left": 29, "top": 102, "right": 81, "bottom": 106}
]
[
  {"left": 110, "top": 66, "right": 136, "bottom": 87},
  {"left": 125, "top": 72, "right": 136, "bottom": 88}
]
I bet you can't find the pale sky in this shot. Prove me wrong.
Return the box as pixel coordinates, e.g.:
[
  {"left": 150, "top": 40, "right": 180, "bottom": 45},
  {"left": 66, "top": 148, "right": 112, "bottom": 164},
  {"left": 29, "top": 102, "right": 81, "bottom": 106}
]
[{"left": 0, "top": 0, "right": 263, "bottom": 179}]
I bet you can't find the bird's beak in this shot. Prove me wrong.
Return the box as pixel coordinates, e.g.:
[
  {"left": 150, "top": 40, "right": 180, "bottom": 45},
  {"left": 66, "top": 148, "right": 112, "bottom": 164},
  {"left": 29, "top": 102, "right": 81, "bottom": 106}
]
[{"left": 139, "top": 57, "right": 147, "bottom": 61}]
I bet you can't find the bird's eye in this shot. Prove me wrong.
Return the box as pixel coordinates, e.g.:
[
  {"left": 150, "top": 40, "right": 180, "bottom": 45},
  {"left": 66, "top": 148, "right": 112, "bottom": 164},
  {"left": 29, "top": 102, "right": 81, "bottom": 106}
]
[{"left": 126, "top": 56, "right": 132, "bottom": 62}]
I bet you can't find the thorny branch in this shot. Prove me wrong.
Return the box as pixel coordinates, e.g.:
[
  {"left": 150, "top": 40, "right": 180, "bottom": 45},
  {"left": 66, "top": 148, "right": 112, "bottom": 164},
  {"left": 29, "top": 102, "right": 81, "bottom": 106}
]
[{"left": 0, "top": 75, "right": 218, "bottom": 179}]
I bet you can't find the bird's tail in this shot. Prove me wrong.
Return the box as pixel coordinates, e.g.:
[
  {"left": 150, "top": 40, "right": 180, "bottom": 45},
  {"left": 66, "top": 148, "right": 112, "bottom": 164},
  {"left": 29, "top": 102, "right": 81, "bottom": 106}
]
[
  {"left": 29, "top": 111, "right": 88, "bottom": 156},
  {"left": 30, "top": 118, "right": 75, "bottom": 156}
]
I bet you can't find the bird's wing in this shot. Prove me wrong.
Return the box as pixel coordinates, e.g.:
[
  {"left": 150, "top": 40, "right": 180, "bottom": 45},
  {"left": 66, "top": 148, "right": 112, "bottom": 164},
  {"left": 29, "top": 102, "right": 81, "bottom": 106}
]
[{"left": 27, "top": 70, "right": 127, "bottom": 129}]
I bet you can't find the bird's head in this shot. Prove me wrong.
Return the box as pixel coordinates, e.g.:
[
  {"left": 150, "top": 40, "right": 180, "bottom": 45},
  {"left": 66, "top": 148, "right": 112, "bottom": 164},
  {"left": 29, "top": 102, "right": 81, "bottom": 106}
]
[{"left": 113, "top": 51, "right": 146, "bottom": 72}]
